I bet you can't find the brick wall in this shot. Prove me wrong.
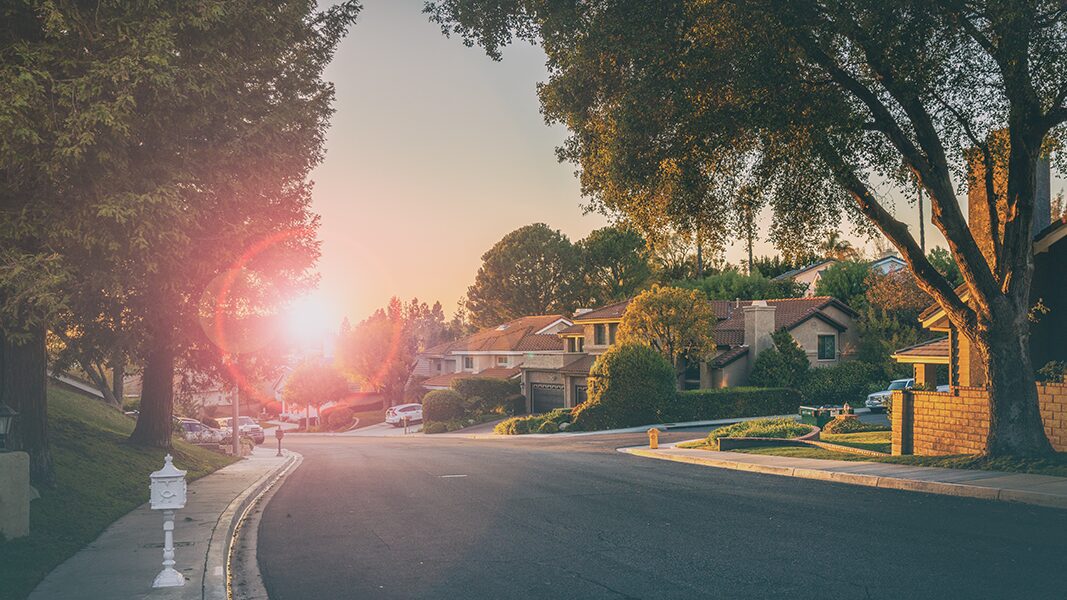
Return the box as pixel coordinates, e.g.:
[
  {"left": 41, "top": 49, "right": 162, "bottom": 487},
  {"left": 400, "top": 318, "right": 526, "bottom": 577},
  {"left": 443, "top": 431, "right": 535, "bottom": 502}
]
[{"left": 892, "top": 382, "right": 1067, "bottom": 455}]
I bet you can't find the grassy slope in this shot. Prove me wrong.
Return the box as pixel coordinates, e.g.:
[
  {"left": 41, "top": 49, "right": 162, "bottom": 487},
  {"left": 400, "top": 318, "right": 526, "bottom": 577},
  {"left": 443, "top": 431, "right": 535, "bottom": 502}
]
[{"left": 0, "top": 385, "right": 236, "bottom": 600}]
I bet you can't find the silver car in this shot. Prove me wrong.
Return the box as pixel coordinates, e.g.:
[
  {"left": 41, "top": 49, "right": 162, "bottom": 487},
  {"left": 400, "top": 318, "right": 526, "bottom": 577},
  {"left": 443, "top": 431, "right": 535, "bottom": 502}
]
[{"left": 865, "top": 378, "right": 915, "bottom": 413}]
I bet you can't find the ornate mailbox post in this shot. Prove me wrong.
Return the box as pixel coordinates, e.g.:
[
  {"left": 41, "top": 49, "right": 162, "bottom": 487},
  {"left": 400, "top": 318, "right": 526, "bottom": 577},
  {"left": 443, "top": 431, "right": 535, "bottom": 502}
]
[
  {"left": 275, "top": 427, "right": 285, "bottom": 457},
  {"left": 149, "top": 454, "right": 188, "bottom": 588}
]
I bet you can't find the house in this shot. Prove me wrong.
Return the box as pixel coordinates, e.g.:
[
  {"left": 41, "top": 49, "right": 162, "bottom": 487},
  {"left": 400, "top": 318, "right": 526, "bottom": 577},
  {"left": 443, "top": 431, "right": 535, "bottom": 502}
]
[
  {"left": 773, "top": 253, "right": 907, "bottom": 296},
  {"left": 894, "top": 216, "right": 1067, "bottom": 388},
  {"left": 520, "top": 296, "right": 860, "bottom": 412},
  {"left": 413, "top": 314, "right": 573, "bottom": 391}
]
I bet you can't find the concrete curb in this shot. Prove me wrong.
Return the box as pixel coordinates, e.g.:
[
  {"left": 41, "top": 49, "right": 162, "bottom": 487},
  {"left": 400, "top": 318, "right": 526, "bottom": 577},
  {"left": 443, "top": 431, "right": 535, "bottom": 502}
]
[
  {"left": 202, "top": 451, "right": 301, "bottom": 600},
  {"left": 620, "top": 448, "right": 1067, "bottom": 510}
]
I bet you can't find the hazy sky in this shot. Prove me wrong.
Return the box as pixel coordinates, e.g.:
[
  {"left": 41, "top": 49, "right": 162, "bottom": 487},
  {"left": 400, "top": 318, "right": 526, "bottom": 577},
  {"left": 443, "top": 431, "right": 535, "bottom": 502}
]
[{"left": 297, "top": 0, "right": 1058, "bottom": 334}]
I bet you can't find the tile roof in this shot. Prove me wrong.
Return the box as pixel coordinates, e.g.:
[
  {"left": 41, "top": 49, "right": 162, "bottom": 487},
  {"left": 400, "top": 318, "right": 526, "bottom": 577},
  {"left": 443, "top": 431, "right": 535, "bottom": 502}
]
[
  {"left": 711, "top": 296, "right": 855, "bottom": 347},
  {"left": 422, "top": 315, "right": 568, "bottom": 355},
  {"left": 892, "top": 336, "right": 949, "bottom": 359},
  {"left": 572, "top": 299, "right": 631, "bottom": 322},
  {"left": 558, "top": 323, "right": 585, "bottom": 335},
  {"left": 710, "top": 346, "right": 749, "bottom": 367},
  {"left": 559, "top": 354, "right": 597, "bottom": 376}
]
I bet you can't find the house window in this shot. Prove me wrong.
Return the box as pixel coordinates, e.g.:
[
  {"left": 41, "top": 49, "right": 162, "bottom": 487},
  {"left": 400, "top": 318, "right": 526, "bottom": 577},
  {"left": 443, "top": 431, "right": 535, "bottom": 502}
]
[
  {"left": 463, "top": 356, "right": 474, "bottom": 369},
  {"left": 608, "top": 323, "right": 618, "bottom": 345},
  {"left": 576, "top": 337, "right": 584, "bottom": 352},
  {"left": 817, "top": 335, "right": 836, "bottom": 360},
  {"left": 435, "top": 361, "right": 441, "bottom": 372},
  {"left": 594, "top": 324, "right": 606, "bottom": 345},
  {"left": 567, "top": 338, "right": 577, "bottom": 352},
  {"left": 497, "top": 356, "right": 508, "bottom": 366}
]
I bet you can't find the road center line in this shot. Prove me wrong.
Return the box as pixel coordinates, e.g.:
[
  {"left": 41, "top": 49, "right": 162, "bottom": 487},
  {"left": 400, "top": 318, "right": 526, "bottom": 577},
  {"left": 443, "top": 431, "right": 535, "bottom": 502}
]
[{"left": 439, "top": 474, "right": 468, "bottom": 478}]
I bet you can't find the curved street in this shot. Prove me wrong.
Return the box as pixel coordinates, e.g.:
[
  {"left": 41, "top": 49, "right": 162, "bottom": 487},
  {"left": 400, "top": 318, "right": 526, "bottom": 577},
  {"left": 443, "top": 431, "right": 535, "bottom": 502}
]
[{"left": 257, "top": 431, "right": 1067, "bottom": 600}]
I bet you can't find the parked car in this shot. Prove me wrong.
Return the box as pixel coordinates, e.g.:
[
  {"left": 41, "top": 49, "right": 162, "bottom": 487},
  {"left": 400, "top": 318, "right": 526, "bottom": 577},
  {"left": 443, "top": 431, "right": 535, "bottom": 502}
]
[
  {"left": 177, "top": 418, "right": 226, "bottom": 444},
  {"left": 386, "top": 403, "right": 423, "bottom": 427},
  {"left": 865, "top": 378, "right": 915, "bottom": 413},
  {"left": 218, "top": 416, "right": 265, "bottom": 444}
]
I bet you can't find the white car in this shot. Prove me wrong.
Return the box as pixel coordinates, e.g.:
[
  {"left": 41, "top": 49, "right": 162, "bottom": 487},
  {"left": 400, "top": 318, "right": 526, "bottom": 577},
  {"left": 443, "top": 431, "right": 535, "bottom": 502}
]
[
  {"left": 177, "top": 418, "right": 226, "bottom": 444},
  {"left": 218, "top": 416, "right": 266, "bottom": 444},
  {"left": 865, "top": 378, "right": 915, "bottom": 413},
  {"left": 386, "top": 403, "right": 423, "bottom": 427}
]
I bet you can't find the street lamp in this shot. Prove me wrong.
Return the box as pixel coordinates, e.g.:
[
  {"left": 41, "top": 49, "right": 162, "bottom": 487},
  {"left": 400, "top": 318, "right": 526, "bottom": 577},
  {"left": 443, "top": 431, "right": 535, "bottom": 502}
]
[{"left": 0, "top": 402, "right": 17, "bottom": 451}]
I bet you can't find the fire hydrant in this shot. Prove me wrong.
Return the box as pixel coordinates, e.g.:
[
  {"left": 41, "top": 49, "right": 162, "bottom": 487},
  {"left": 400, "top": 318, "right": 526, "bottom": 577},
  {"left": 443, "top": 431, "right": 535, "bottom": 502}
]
[{"left": 647, "top": 427, "right": 659, "bottom": 449}]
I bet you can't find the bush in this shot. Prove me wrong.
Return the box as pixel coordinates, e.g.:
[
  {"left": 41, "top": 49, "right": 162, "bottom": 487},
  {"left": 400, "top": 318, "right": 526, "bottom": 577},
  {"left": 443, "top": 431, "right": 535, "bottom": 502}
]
[
  {"left": 822, "top": 415, "right": 890, "bottom": 434},
  {"left": 326, "top": 407, "right": 356, "bottom": 431},
  {"left": 662, "top": 387, "right": 802, "bottom": 422},
  {"left": 494, "top": 408, "right": 572, "bottom": 435},
  {"left": 1037, "top": 361, "right": 1067, "bottom": 383},
  {"left": 707, "top": 417, "right": 813, "bottom": 440},
  {"left": 571, "top": 344, "right": 676, "bottom": 431},
  {"left": 748, "top": 330, "right": 811, "bottom": 389},
  {"left": 802, "top": 361, "right": 884, "bottom": 406},
  {"left": 452, "top": 377, "right": 521, "bottom": 413},
  {"left": 506, "top": 393, "right": 527, "bottom": 415},
  {"left": 405, "top": 376, "right": 429, "bottom": 404},
  {"left": 423, "top": 389, "right": 465, "bottom": 421},
  {"left": 262, "top": 400, "right": 282, "bottom": 416},
  {"left": 423, "top": 421, "right": 449, "bottom": 434}
]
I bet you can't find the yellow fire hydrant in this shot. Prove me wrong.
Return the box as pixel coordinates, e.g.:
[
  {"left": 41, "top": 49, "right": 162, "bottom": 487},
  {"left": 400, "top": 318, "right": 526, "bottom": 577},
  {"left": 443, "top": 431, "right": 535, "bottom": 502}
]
[{"left": 647, "top": 428, "right": 659, "bottom": 449}]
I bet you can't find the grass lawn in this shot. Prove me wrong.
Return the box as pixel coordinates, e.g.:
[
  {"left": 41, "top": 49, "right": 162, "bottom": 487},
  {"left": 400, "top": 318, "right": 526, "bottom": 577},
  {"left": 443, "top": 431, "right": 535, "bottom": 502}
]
[
  {"left": 351, "top": 407, "right": 387, "bottom": 428},
  {"left": 0, "top": 385, "right": 236, "bottom": 600},
  {"left": 728, "top": 430, "right": 1067, "bottom": 478}
]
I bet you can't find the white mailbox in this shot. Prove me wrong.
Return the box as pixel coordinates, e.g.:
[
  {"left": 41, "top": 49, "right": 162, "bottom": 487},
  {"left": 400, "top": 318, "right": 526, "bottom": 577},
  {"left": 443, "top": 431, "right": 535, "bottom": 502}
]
[
  {"left": 149, "top": 454, "right": 187, "bottom": 588},
  {"left": 150, "top": 454, "right": 187, "bottom": 510}
]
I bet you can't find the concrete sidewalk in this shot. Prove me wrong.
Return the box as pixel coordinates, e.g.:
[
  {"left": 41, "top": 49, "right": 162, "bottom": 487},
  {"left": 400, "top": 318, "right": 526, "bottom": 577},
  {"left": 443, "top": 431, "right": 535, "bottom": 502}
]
[
  {"left": 29, "top": 449, "right": 298, "bottom": 600},
  {"left": 621, "top": 446, "right": 1067, "bottom": 510}
]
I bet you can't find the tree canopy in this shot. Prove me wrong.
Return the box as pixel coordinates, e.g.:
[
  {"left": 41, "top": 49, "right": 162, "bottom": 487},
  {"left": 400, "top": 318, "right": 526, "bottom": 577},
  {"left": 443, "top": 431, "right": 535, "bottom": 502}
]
[
  {"left": 427, "top": 0, "right": 1067, "bottom": 455},
  {"left": 618, "top": 285, "right": 716, "bottom": 387}
]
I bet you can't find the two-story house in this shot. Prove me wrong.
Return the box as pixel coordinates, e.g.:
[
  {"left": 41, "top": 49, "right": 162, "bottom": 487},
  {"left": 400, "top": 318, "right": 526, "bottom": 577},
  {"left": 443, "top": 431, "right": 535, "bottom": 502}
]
[
  {"left": 413, "top": 314, "right": 573, "bottom": 391},
  {"left": 520, "top": 296, "right": 859, "bottom": 412}
]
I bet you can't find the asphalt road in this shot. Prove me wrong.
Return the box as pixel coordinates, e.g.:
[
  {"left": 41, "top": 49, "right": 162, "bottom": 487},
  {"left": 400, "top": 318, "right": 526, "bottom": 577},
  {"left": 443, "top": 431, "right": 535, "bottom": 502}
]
[{"left": 257, "top": 431, "right": 1067, "bottom": 599}]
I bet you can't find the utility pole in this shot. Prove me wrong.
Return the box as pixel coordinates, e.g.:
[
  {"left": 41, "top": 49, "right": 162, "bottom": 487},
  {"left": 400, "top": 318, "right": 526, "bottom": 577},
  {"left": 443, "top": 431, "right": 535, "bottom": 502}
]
[{"left": 231, "top": 355, "right": 241, "bottom": 456}]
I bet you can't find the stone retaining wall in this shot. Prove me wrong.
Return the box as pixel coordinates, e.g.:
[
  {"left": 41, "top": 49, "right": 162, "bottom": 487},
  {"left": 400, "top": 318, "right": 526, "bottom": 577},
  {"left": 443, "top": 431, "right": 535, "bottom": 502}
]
[{"left": 892, "top": 382, "right": 1067, "bottom": 455}]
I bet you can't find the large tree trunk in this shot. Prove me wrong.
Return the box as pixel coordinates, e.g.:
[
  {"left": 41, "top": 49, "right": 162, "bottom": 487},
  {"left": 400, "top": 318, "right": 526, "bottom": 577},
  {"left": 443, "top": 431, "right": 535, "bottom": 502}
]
[
  {"left": 1, "top": 327, "right": 55, "bottom": 486},
  {"left": 975, "top": 305, "right": 1053, "bottom": 457},
  {"left": 129, "top": 330, "right": 175, "bottom": 448}
]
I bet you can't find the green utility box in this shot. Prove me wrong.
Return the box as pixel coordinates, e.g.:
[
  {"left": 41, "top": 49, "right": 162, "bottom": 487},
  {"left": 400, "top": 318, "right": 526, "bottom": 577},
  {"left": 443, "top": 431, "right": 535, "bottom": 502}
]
[{"left": 799, "top": 406, "right": 841, "bottom": 428}]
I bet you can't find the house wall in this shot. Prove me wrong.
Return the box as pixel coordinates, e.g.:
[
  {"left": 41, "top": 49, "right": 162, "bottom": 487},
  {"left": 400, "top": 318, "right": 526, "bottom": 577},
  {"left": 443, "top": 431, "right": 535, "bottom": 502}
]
[
  {"left": 711, "top": 358, "right": 749, "bottom": 388},
  {"left": 788, "top": 318, "right": 848, "bottom": 367},
  {"left": 794, "top": 265, "right": 832, "bottom": 296},
  {"left": 892, "top": 383, "right": 1067, "bottom": 455}
]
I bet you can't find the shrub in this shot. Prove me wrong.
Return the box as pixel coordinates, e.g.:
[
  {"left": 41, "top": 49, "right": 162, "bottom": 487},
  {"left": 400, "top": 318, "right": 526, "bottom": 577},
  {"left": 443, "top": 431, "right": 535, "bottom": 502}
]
[
  {"left": 423, "top": 421, "right": 449, "bottom": 434},
  {"left": 748, "top": 330, "right": 811, "bottom": 389},
  {"left": 707, "top": 417, "right": 813, "bottom": 440},
  {"left": 262, "top": 400, "right": 282, "bottom": 416},
  {"left": 494, "top": 408, "right": 573, "bottom": 435},
  {"left": 506, "top": 393, "right": 527, "bottom": 415},
  {"left": 662, "top": 387, "right": 802, "bottom": 423},
  {"left": 822, "top": 415, "right": 890, "bottom": 434},
  {"left": 1037, "top": 361, "right": 1067, "bottom": 383},
  {"left": 452, "top": 377, "right": 521, "bottom": 413},
  {"left": 571, "top": 344, "right": 676, "bottom": 431},
  {"left": 537, "top": 420, "right": 559, "bottom": 433},
  {"left": 405, "top": 376, "right": 429, "bottom": 404},
  {"left": 802, "top": 361, "right": 884, "bottom": 406},
  {"left": 326, "top": 407, "right": 356, "bottom": 430},
  {"left": 422, "top": 389, "right": 465, "bottom": 421}
]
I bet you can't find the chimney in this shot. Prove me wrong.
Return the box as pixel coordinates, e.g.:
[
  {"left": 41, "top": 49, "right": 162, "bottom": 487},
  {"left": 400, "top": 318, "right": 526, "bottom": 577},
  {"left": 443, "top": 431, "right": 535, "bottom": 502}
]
[
  {"left": 742, "top": 301, "right": 776, "bottom": 361},
  {"left": 967, "top": 132, "right": 1052, "bottom": 270}
]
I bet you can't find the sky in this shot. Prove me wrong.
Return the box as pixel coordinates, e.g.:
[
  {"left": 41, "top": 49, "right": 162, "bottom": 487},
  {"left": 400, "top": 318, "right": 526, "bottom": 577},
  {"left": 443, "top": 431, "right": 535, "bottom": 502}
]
[{"left": 289, "top": 0, "right": 1060, "bottom": 340}]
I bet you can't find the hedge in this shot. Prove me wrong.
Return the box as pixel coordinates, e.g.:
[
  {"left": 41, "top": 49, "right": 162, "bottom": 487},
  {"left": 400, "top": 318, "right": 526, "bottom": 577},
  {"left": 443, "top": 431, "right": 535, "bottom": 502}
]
[
  {"left": 801, "top": 361, "right": 884, "bottom": 406},
  {"left": 451, "top": 377, "right": 520, "bottom": 413},
  {"left": 660, "top": 387, "right": 802, "bottom": 423},
  {"left": 422, "top": 389, "right": 465, "bottom": 421},
  {"left": 495, "top": 408, "right": 572, "bottom": 435}
]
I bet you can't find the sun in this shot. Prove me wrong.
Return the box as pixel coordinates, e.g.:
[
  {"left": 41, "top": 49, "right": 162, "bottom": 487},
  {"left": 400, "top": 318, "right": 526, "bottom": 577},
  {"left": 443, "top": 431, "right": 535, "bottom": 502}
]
[{"left": 283, "top": 293, "right": 337, "bottom": 347}]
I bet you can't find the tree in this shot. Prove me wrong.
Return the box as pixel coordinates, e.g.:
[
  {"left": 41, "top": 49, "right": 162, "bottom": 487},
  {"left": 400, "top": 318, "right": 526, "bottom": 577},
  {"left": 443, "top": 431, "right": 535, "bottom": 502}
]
[
  {"left": 464, "top": 224, "right": 585, "bottom": 327},
  {"left": 427, "top": 0, "right": 1067, "bottom": 455},
  {"left": 680, "top": 269, "right": 806, "bottom": 300},
  {"left": 579, "top": 226, "right": 653, "bottom": 304},
  {"left": 283, "top": 361, "right": 349, "bottom": 428},
  {"left": 617, "top": 285, "right": 716, "bottom": 389},
  {"left": 815, "top": 261, "right": 871, "bottom": 311},
  {"left": 820, "top": 231, "right": 862, "bottom": 261},
  {"left": 926, "top": 247, "right": 964, "bottom": 288},
  {"left": 750, "top": 254, "right": 821, "bottom": 279},
  {"left": 748, "top": 330, "right": 812, "bottom": 390}
]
